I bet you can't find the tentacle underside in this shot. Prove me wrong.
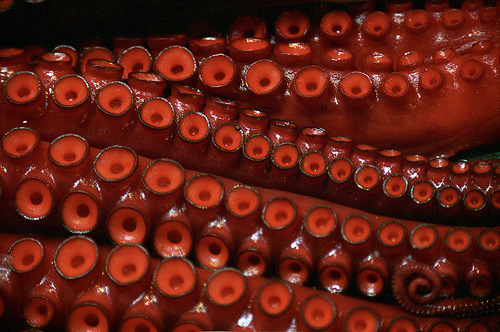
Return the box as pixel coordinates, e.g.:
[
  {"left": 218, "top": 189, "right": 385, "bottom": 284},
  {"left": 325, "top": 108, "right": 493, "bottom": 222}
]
[
  {"left": 0, "top": 0, "right": 499, "bottom": 331},
  {"left": 392, "top": 260, "right": 500, "bottom": 317}
]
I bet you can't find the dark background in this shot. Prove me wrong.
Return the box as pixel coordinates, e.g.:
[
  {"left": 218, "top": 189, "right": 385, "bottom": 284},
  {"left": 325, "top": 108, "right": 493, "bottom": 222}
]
[
  {"left": 0, "top": 0, "right": 475, "bottom": 49},
  {"left": 0, "top": 0, "right": 357, "bottom": 48}
]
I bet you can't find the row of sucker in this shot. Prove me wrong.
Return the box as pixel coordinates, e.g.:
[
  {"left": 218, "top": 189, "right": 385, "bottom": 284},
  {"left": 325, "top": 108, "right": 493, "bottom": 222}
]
[
  {"left": 0, "top": 233, "right": 498, "bottom": 330},
  {"left": 0, "top": 128, "right": 497, "bottom": 315},
  {"left": 0, "top": 48, "right": 498, "bottom": 223},
  {"left": 0, "top": 1, "right": 499, "bottom": 158}
]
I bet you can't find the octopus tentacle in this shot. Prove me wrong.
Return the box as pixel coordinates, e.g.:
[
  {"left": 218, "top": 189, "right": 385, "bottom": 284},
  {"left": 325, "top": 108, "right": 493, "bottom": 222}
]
[
  {"left": 1, "top": 232, "right": 499, "bottom": 330},
  {"left": 0, "top": 0, "right": 499, "bottom": 329},
  {"left": 0, "top": 128, "right": 498, "bottom": 308},
  {"left": 0, "top": 18, "right": 499, "bottom": 158},
  {"left": 1, "top": 60, "right": 499, "bottom": 223},
  {"left": 392, "top": 260, "right": 500, "bottom": 317}
]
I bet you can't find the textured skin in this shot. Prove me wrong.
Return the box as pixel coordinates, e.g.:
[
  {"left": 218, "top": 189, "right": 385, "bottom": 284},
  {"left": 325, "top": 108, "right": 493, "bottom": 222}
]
[
  {"left": 392, "top": 260, "right": 500, "bottom": 317},
  {"left": 1, "top": 52, "right": 499, "bottom": 223},
  {"left": 0, "top": 0, "right": 499, "bottom": 330},
  {"left": 0, "top": 233, "right": 498, "bottom": 330}
]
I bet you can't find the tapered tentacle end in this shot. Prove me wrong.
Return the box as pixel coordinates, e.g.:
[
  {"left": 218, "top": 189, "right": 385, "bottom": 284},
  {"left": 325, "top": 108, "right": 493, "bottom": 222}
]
[{"left": 392, "top": 260, "right": 500, "bottom": 317}]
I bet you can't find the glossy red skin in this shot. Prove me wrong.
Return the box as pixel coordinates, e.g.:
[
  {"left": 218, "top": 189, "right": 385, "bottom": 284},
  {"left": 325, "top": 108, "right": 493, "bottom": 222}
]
[
  {"left": 220, "top": 2, "right": 500, "bottom": 157},
  {"left": 0, "top": 233, "right": 497, "bottom": 330},
  {"left": 0, "top": 48, "right": 29, "bottom": 84},
  {"left": 2, "top": 74, "right": 498, "bottom": 223},
  {"left": 127, "top": 72, "right": 167, "bottom": 107},
  {"left": 32, "top": 53, "right": 75, "bottom": 97},
  {"left": 0, "top": 234, "right": 109, "bottom": 328},
  {"left": 313, "top": 1, "right": 500, "bottom": 67},
  {"left": 238, "top": 46, "right": 500, "bottom": 157},
  {"left": 0, "top": 8, "right": 498, "bottom": 158},
  {"left": 245, "top": 10, "right": 500, "bottom": 157},
  {"left": 0, "top": 135, "right": 474, "bottom": 242},
  {"left": 82, "top": 59, "right": 124, "bottom": 94},
  {"left": 0, "top": 1, "right": 498, "bottom": 328},
  {"left": 0, "top": 134, "right": 497, "bottom": 323}
]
